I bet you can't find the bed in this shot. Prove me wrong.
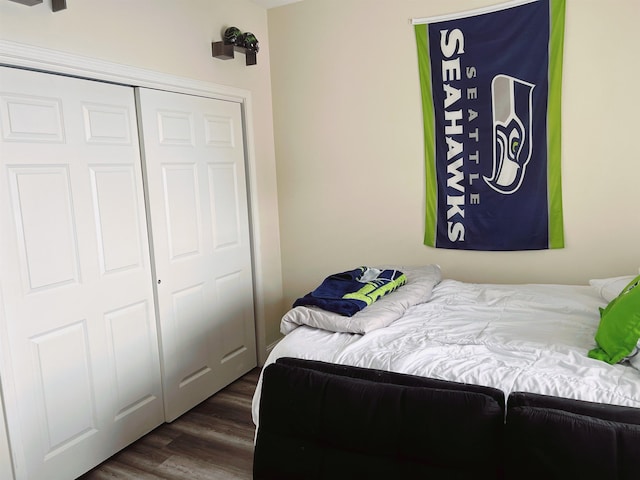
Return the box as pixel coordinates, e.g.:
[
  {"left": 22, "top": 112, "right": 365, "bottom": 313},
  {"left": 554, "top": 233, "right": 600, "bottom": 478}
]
[{"left": 252, "top": 265, "right": 640, "bottom": 479}]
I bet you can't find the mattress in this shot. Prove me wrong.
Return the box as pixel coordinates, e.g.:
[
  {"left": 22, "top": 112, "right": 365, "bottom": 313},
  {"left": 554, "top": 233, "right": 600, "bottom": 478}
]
[{"left": 253, "top": 276, "right": 640, "bottom": 425}]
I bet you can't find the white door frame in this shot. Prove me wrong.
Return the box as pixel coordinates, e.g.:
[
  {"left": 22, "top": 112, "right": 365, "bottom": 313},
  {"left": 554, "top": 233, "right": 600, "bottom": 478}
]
[{"left": 0, "top": 39, "right": 267, "bottom": 361}]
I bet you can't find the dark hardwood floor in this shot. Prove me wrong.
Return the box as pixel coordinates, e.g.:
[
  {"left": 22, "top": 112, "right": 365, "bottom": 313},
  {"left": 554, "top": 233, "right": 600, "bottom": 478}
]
[{"left": 79, "top": 367, "right": 262, "bottom": 480}]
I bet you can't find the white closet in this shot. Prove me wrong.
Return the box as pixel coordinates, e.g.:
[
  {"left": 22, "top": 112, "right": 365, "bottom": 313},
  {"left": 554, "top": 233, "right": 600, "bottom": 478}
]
[{"left": 0, "top": 66, "right": 256, "bottom": 480}]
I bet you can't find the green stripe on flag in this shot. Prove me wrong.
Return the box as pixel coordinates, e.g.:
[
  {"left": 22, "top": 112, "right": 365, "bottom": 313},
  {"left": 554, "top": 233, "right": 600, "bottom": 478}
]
[
  {"left": 548, "top": 0, "right": 566, "bottom": 248},
  {"left": 415, "top": 24, "right": 437, "bottom": 247}
]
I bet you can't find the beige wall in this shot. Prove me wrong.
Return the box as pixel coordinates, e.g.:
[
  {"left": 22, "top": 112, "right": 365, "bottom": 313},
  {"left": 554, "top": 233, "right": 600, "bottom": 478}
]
[
  {"left": 268, "top": 0, "right": 640, "bottom": 307},
  {"left": 1, "top": 0, "right": 639, "bottom": 344},
  {"left": 0, "top": 0, "right": 284, "bottom": 348}
]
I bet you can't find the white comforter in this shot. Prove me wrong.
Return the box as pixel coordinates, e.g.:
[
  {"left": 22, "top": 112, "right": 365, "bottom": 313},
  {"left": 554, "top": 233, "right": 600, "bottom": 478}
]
[{"left": 252, "top": 274, "right": 640, "bottom": 426}]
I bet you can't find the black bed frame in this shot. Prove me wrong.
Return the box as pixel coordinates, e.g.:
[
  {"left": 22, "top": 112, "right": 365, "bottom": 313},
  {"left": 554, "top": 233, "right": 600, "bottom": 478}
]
[{"left": 253, "top": 357, "right": 640, "bottom": 479}]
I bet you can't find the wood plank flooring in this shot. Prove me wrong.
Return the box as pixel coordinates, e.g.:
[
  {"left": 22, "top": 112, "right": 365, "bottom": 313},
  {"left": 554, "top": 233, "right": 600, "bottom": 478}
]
[{"left": 78, "top": 367, "right": 262, "bottom": 480}]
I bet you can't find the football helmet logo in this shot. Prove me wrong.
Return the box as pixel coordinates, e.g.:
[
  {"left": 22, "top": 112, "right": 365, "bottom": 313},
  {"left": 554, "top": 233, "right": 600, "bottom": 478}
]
[{"left": 484, "top": 74, "right": 535, "bottom": 194}]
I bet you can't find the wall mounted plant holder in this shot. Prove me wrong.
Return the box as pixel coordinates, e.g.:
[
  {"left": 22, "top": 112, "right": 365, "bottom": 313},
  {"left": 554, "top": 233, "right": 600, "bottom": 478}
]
[
  {"left": 52, "top": 0, "right": 66, "bottom": 12},
  {"left": 9, "top": 0, "right": 67, "bottom": 11},
  {"left": 9, "top": 0, "right": 43, "bottom": 6},
  {"left": 212, "top": 27, "right": 258, "bottom": 66},
  {"left": 212, "top": 41, "right": 257, "bottom": 66}
]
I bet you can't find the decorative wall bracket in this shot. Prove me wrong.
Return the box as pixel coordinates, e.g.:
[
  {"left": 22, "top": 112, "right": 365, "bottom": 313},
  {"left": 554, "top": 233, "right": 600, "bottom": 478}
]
[
  {"left": 9, "top": 0, "right": 66, "bottom": 11},
  {"left": 51, "top": 0, "right": 65, "bottom": 11},
  {"left": 211, "top": 41, "right": 256, "bottom": 66},
  {"left": 212, "top": 27, "right": 259, "bottom": 66},
  {"left": 8, "top": 0, "right": 42, "bottom": 5}
]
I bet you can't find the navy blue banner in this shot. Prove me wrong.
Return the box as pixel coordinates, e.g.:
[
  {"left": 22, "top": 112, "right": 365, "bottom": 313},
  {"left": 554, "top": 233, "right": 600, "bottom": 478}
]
[{"left": 415, "top": 0, "right": 565, "bottom": 251}]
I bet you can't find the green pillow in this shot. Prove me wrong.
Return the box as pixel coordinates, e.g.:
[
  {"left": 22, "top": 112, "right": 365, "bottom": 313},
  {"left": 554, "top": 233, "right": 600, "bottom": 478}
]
[{"left": 588, "top": 274, "right": 640, "bottom": 364}]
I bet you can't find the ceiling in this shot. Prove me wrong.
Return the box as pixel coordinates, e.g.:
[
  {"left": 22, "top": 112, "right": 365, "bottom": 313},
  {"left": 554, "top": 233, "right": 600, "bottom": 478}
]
[{"left": 251, "top": 0, "right": 302, "bottom": 9}]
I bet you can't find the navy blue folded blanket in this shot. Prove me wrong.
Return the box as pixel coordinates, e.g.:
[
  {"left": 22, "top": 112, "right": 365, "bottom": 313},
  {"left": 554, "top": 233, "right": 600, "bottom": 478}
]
[{"left": 293, "top": 267, "right": 406, "bottom": 316}]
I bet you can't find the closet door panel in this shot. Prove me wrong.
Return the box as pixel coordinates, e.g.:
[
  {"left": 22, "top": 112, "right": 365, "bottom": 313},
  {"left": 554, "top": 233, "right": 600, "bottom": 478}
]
[
  {"left": 0, "top": 66, "right": 164, "bottom": 480},
  {"left": 8, "top": 166, "right": 80, "bottom": 292},
  {"left": 106, "top": 300, "right": 159, "bottom": 419},
  {"left": 171, "top": 283, "right": 212, "bottom": 387},
  {"left": 30, "top": 321, "right": 96, "bottom": 450},
  {"left": 209, "top": 163, "right": 241, "bottom": 248},
  {"left": 162, "top": 163, "right": 201, "bottom": 259},
  {"left": 90, "top": 165, "right": 145, "bottom": 274},
  {"left": 137, "top": 88, "right": 256, "bottom": 422}
]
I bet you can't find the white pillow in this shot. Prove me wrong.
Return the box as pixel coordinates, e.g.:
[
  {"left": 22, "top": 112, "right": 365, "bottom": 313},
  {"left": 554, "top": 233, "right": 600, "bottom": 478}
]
[{"left": 589, "top": 275, "right": 636, "bottom": 302}]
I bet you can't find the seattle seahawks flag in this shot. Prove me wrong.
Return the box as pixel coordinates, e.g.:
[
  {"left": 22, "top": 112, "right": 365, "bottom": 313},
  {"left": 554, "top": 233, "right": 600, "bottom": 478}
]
[{"left": 415, "top": 0, "right": 565, "bottom": 250}]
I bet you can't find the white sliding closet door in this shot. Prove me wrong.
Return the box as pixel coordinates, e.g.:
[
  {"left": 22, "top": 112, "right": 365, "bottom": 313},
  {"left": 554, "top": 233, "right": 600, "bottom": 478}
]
[
  {"left": 0, "top": 67, "right": 164, "bottom": 480},
  {"left": 136, "top": 88, "right": 257, "bottom": 422}
]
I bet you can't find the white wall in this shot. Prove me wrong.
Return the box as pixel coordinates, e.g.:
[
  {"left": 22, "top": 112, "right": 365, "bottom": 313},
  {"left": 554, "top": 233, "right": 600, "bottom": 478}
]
[
  {"left": 268, "top": 0, "right": 640, "bottom": 307},
  {"left": 0, "top": 0, "right": 284, "bottom": 347}
]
